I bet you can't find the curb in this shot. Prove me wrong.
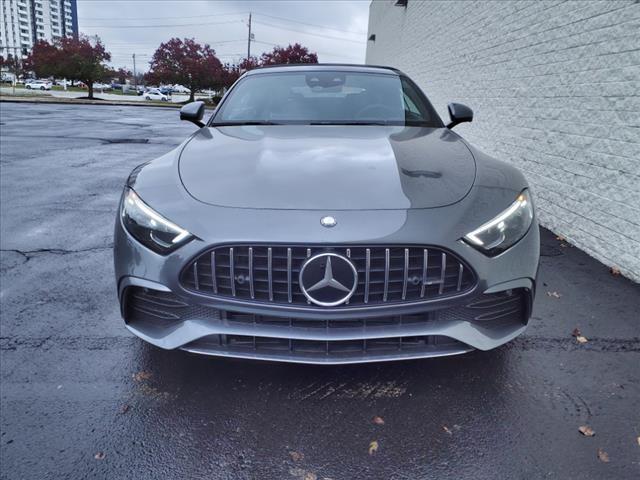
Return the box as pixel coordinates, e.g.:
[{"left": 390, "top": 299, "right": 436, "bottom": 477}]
[{"left": 0, "top": 96, "right": 184, "bottom": 108}]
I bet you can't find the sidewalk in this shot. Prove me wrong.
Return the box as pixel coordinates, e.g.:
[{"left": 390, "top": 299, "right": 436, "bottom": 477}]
[{"left": 0, "top": 86, "right": 211, "bottom": 108}]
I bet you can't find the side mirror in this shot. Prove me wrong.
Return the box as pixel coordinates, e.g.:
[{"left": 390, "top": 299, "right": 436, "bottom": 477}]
[
  {"left": 446, "top": 102, "right": 473, "bottom": 129},
  {"left": 180, "top": 101, "right": 205, "bottom": 127}
]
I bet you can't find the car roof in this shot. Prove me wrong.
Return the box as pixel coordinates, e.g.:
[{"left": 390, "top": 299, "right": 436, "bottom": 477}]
[{"left": 245, "top": 63, "right": 404, "bottom": 77}]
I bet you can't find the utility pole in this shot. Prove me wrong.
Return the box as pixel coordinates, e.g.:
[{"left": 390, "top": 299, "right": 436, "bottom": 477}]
[
  {"left": 247, "top": 13, "right": 252, "bottom": 60},
  {"left": 132, "top": 53, "right": 137, "bottom": 90}
]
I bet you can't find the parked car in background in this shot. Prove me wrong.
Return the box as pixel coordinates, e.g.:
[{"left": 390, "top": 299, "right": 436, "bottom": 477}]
[
  {"left": 111, "top": 83, "right": 123, "bottom": 90},
  {"left": 24, "top": 80, "right": 52, "bottom": 90},
  {"left": 144, "top": 89, "right": 169, "bottom": 101},
  {"left": 172, "top": 84, "right": 190, "bottom": 94},
  {"left": 158, "top": 86, "right": 173, "bottom": 95},
  {"left": 92, "top": 83, "right": 112, "bottom": 91}
]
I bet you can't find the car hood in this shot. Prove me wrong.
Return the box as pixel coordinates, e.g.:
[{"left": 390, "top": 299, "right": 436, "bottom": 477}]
[{"left": 178, "top": 125, "right": 476, "bottom": 210}]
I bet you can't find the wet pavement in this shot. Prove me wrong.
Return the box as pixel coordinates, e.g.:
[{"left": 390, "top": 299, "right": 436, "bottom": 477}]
[{"left": 1, "top": 102, "right": 639, "bottom": 479}]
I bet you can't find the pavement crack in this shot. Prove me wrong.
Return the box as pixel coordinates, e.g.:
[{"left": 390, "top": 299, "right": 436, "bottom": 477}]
[{"left": 1, "top": 245, "right": 113, "bottom": 260}]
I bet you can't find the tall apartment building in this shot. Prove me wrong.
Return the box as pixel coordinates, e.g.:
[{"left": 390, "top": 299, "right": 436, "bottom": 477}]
[{"left": 0, "top": 0, "right": 78, "bottom": 59}]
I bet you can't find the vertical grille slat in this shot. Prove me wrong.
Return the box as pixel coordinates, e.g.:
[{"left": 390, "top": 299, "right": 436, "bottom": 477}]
[
  {"left": 365, "top": 248, "right": 371, "bottom": 304},
  {"left": 248, "top": 247, "right": 255, "bottom": 300},
  {"left": 402, "top": 248, "right": 409, "bottom": 300},
  {"left": 383, "top": 248, "right": 390, "bottom": 302},
  {"left": 229, "top": 247, "right": 236, "bottom": 297},
  {"left": 421, "top": 248, "right": 428, "bottom": 298},
  {"left": 287, "top": 247, "right": 292, "bottom": 304},
  {"left": 305, "top": 248, "right": 312, "bottom": 304},
  {"left": 439, "top": 253, "right": 447, "bottom": 295},
  {"left": 182, "top": 245, "right": 475, "bottom": 307},
  {"left": 210, "top": 252, "right": 217, "bottom": 294},
  {"left": 267, "top": 247, "right": 273, "bottom": 302}
]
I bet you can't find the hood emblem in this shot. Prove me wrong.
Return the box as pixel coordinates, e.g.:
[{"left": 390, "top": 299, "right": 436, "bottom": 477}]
[
  {"left": 320, "top": 216, "right": 337, "bottom": 228},
  {"left": 299, "top": 253, "right": 358, "bottom": 307}
]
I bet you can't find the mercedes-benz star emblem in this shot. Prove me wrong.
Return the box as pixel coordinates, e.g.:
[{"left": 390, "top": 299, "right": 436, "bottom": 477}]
[
  {"left": 320, "top": 216, "right": 337, "bottom": 228},
  {"left": 299, "top": 253, "right": 358, "bottom": 307}
]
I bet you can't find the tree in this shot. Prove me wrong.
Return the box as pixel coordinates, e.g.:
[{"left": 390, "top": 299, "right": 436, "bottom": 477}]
[
  {"left": 1, "top": 54, "right": 24, "bottom": 84},
  {"left": 147, "top": 38, "right": 223, "bottom": 102},
  {"left": 23, "top": 40, "right": 61, "bottom": 77},
  {"left": 25, "top": 35, "right": 111, "bottom": 99},
  {"left": 114, "top": 67, "right": 132, "bottom": 84},
  {"left": 260, "top": 43, "right": 318, "bottom": 66}
]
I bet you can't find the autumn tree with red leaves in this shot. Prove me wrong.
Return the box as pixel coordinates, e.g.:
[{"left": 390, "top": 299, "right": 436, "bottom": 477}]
[
  {"left": 25, "top": 35, "right": 111, "bottom": 99},
  {"left": 0, "top": 54, "right": 24, "bottom": 83},
  {"left": 259, "top": 43, "right": 318, "bottom": 66},
  {"left": 147, "top": 38, "right": 223, "bottom": 102}
]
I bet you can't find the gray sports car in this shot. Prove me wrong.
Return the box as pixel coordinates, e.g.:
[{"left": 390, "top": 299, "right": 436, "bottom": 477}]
[{"left": 114, "top": 64, "right": 539, "bottom": 364}]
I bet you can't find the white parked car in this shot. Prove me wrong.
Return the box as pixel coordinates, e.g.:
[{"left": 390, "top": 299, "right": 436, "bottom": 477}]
[
  {"left": 172, "top": 84, "right": 190, "bottom": 94},
  {"left": 144, "top": 89, "right": 169, "bottom": 101},
  {"left": 25, "top": 80, "right": 52, "bottom": 90},
  {"left": 92, "top": 82, "right": 112, "bottom": 91}
]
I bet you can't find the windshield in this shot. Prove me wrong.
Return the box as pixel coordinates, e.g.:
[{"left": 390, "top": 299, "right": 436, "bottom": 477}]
[{"left": 211, "top": 71, "right": 442, "bottom": 127}]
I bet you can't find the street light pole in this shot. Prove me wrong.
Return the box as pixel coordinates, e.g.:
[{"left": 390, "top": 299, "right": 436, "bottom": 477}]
[
  {"left": 247, "top": 13, "right": 252, "bottom": 60},
  {"left": 132, "top": 53, "right": 137, "bottom": 90}
]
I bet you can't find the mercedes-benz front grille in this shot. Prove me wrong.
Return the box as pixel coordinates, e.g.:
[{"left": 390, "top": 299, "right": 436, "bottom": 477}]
[{"left": 180, "top": 245, "right": 476, "bottom": 307}]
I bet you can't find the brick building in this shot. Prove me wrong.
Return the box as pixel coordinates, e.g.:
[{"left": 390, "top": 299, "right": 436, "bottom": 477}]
[{"left": 366, "top": 0, "right": 640, "bottom": 281}]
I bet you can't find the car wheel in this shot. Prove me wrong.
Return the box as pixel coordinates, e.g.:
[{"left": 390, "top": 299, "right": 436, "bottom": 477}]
[
  {"left": 26, "top": 85, "right": 31, "bottom": 89},
  {"left": 145, "top": 96, "right": 151, "bottom": 100},
  {"left": 40, "top": 86, "right": 45, "bottom": 90},
  {"left": 162, "top": 97, "right": 168, "bottom": 101}
]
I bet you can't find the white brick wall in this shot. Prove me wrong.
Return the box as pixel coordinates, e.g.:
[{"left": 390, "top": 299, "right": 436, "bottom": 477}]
[{"left": 366, "top": 0, "right": 640, "bottom": 282}]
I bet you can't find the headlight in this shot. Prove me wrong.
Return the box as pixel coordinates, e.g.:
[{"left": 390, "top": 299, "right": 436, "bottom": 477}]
[
  {"left": 463, "top": 190, "right": 534, "bottom": 256},
  {"left": 121, "top": 188, "right": 193, "bottom": 254}
]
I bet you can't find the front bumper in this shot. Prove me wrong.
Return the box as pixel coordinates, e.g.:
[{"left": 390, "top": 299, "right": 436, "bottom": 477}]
[{"left": 114, "top": 205, "right": 539, "bottom": 364}]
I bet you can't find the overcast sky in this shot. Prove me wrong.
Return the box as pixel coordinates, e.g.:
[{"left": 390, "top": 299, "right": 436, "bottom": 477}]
[{"left": 77, "top": 0, "right": 371, "bottom": 72}]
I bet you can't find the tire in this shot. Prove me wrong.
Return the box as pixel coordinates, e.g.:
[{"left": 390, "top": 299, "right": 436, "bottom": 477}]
[
  {"left": 162, "top": 97, "right": 168, "bottom": 102},
  {"left": 145, "top": 96, "right": 151, "bottom": 100},
  {"left": 40, "top": 86, "right": 45, "bottom": 90},
  {"left": 26, "top": 85, "right": 31, "bottom": 89}
]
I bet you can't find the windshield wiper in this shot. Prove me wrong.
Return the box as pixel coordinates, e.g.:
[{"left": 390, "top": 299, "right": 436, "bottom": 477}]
[{"left": 210, "top": 121, "right": 283, "bottom": 126}]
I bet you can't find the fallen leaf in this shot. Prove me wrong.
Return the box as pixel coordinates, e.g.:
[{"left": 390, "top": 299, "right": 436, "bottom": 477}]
[
  {"left": 546, "top": 291, "right": 562, "bottom": 298},
  {"left": 610, "top": 266, "right": 621, "bottom": 276},
  {"left": 119, "top": 404, "right": 130, "bottom": 414},
  {"left": 132, "top": 371, "right": 152, "bottom": 382},
  {"left": 368, "top": 440, "right": 378, "bottom": 455},
  {"left": 372, "top": 416, "right": 385, "bottom": 425},
  {"left": 571, "top": 328, "right": 581, "bottom": 337},
  {"left": 637, "top": 436, "right": 640, "bottom": 446},
  {"left": 597, "top": 448, "right": 610, "bottom": 463},
  {"left": 578, "top": 425, "right": 595, "bottom": 437},
  {"left": 303, "top": 473, "right": 317, "bottom": 480},
  {"left": 94, "top": 451, "right": 105, "bottom": 460},
  {"left": 576, "top": 335, "right": 588, "bottom": 344},
  {"left": 556, "top": 235, "right": 565, "bottom": 242},
  {"left": 289, "top": 450, "right": 304, "bottom": 462},
  {"left": 442, "top": 425, "right": 452, "bottom": 435}
]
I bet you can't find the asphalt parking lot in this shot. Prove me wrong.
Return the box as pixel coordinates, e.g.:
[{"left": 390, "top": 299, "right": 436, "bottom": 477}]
[{"left": 1, "top": 102, "right": 639, "bottom": 479}]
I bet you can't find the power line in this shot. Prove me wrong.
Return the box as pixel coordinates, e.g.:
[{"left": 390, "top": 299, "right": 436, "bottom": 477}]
[
  {"left": 81, "top": 10, "right": 366, "bottom": 36},
  {"left": 82, "top": 20, "right": 243, "bottom": 29},
  {"left": 255, "top": 12, "right": 367, "bottom": 36},
  {"left": 253, "top": 20, "right": 365, "bottom": 44},
  {"left": 81, "top": 11, "right": 249, "bottom": 21}
]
